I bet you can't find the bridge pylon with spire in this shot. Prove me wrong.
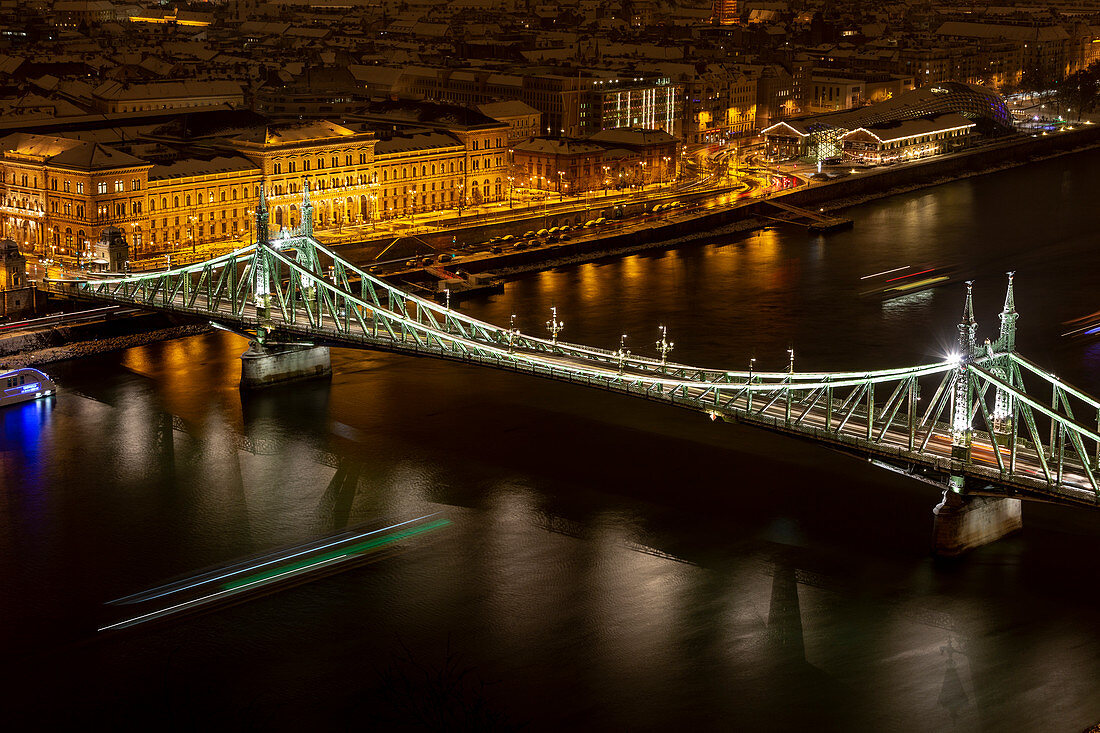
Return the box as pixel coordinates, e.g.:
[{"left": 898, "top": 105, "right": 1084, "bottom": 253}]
[{"left": 44, "top": 185, "right": 1100, "bottom": 555}]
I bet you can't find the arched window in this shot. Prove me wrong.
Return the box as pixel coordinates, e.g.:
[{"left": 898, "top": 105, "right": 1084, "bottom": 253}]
[
  {"left": 186, "top": 195, "right": 191, "bottom": 206},
  {"left": 431, "top": 164, "right": 436, "bottom": 175},
  {"left": 173, "top": 196, "right": 179, "bottom": 208}
]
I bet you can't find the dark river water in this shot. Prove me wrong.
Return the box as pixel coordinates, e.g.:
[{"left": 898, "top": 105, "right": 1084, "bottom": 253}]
[{"left": 4, "top": 149, "right": 1100, "bottom": 731}]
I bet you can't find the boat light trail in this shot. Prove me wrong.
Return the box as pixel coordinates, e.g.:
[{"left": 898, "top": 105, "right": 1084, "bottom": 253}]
[{"left": 100, "top": 515, "right": 449, "bottom": 631}]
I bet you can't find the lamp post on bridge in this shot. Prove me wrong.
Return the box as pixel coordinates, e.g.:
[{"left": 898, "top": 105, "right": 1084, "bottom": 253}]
[
  {"left": 656, "top": 325, "right": 674, "bottom": 366},
  {"left": 617, "top": 334, "right": 630, "bottom": 374},
  {"left": 508, "top": 314, "right": 519, "bottom": 353},
  {"left": 786, "top": 347, "right": 795, "bottom": 425},
  {"left": 546, "top": 307, "right": 564, "bottom": 345},
  {"left": 748, "top": 356, "right": 756, "bottom": 411}
]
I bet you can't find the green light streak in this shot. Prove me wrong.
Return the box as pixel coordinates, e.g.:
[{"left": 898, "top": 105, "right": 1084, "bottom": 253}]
[{"left": 221, "top": 519, "right": 450, "bottom": 591}]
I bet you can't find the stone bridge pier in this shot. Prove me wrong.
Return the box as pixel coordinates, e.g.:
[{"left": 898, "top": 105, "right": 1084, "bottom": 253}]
[
  {"left": 932, "top": 492, "right": 1022, "bottom": 557},
  {"left": 240, "top": 340, "right": 331, "bottom": 390}
]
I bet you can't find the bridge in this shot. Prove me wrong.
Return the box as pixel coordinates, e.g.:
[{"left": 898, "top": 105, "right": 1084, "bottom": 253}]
[{"left": 45, "top": 183, "right": 1100, "bottom": 555}]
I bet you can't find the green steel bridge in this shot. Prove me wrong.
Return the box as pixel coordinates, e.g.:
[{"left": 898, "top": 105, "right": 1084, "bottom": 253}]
[{"left": 46, "top": 184, "right": 1100, "bottom": 514}]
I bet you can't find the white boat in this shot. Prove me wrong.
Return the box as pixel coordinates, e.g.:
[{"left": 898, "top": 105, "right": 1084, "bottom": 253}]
[{"left": 1, "top": 367, "right": 57, "bottom": 407}]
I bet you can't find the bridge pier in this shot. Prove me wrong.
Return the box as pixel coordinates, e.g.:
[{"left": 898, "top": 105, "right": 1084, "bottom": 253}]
[
  {"left": 932, "top": 491, "right": 1022, "bottom": 557},
  {"left": 240, "top": 340, "right": 331, "bottom": 390}
]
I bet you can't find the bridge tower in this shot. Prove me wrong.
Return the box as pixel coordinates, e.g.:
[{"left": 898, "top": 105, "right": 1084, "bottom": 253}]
[
  {"left": 253, "top": 181, "right": 273, "bottom": 343},
  {"left": 949, "top": 282, "right": 978, "bottom": 487},
  {"left": 934, "top": 279, "right": 1022, "bottom": 556},
  {"left": 992, "top": 272, "right": 1018, "bottom": 434},
  {"left": 300, "top": 178, "right": 314, "bottom": 240},
  {"left": 240, "top": 180, "right": 332, "bottom": 389}
]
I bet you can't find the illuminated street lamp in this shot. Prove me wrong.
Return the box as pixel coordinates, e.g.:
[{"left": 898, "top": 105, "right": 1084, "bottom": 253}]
[
  {"left": 557, "top": 171, "right": 565, "bottom": 201},
  {"left": 617, "top": 333, "right": 630, "bottom": 374},
  {"left": 656, "top": 325, "right": 674, "bottom": 365},
  {"left": 508, "top": 313, "right": 519, "bottom": 353},
  {"left": 747, "top": 356, "right": 756, "bottom": 411},
  {"left": 546, "top": 306, "right": 564, "bottom": 344}
]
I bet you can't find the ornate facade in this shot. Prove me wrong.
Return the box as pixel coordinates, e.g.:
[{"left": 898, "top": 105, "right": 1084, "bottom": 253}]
[{"left": 0, "top": 116, "right": 510, "bottom": 261}]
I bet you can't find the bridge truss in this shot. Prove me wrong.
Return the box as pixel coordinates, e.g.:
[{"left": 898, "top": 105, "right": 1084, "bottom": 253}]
[{"left": 47, "top": 184, "right": 1100, "bottom": 508}]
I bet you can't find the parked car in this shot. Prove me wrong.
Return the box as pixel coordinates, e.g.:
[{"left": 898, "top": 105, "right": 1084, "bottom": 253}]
[
  {"left": 490, "top": 246, "right": 503, "bottom": 254},
  {"left": 500, "top": 234, "right": 515, "bottom": 241},
  {"left": 439, "top": 253, "right": 454, "bottom": 263},
  {"left": 523, "top": 230, "right": 536, "bottom": 238}
]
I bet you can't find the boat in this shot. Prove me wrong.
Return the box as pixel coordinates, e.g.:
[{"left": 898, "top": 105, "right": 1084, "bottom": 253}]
[{"left": 1, "top": 367, "right": 57, "bottom": 407}]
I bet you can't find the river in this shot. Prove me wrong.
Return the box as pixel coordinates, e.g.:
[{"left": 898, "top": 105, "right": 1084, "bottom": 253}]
[{"left": 3, "top": 149, "right": 1100, "bottom": 731}]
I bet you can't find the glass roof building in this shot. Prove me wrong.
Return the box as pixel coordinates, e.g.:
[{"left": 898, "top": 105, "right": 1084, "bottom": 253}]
[{"left": 763, "top": 82, "right": 1012, "bottom": 162}]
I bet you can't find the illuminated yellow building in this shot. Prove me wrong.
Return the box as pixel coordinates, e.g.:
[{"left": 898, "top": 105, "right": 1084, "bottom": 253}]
[
  {"left": 712, "top": 0, "right": 738, "bottom": 25},
  {"left": 0, "top": 133, "right": 151, "bottom": 260},
  {"left": 1, "top": 116, "right": 510, "bottom": 261}
]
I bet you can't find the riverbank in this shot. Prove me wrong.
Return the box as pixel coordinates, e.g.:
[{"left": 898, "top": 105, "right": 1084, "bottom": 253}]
[
  {"left": 816, "top": 135, "right": 1100, "bottom": 214},
  {"left": 0, "top": 322, "right": 212, "bottom": 369},
  {"left": 386, "top": 125, "right": 1100, "bottom": 283}
]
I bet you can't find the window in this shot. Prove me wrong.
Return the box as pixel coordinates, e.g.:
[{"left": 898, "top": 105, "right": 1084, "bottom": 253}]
[
  {"left": 98, "top": 182, "right": 107, "bottom": 194},
  {"left": 77, "top": 182, "right": 84, "bottom": 194},
  {"left": 132, "top": 179, "right": 140, "bottom": 191},
  {"left": 288, "top": 161, "right": 296, "bottom": 173},
  {"left": 64, "top": 180, "right": 71, "bottom": 193},
  {"left": 114, "top": 180, "right": 123, "bottom": 193},
  {"left": 150, "top": 199, "right": 156, "bottom": 212},
  {"left": 186, "top": 195, "right": 191, "bottom": 206},
  {"left": 173, "top": 196, "right": 179, "bottom": 208},
  {"left": 274, "top": 163, "right": 282, "bottom": 174},
  {"left": 303, "top": 160, "right": 310, "bottom": 171}
]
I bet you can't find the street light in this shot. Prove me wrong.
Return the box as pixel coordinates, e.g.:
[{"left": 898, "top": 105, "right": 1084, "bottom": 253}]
[
  {"left": 656, "top": 325, "right": 674, "bottom": 365},
  {"left": 617, "top": 333, "right": 630, "bottom": 374},
  {"left": 557, "top": 171, "right": 564, "bottom": 201},
  {"left": 546, "top": 306, "right": 564, "bottom": 344},
  {"left": 747, "top": 356, "right": 756, "bottom": 410}
]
